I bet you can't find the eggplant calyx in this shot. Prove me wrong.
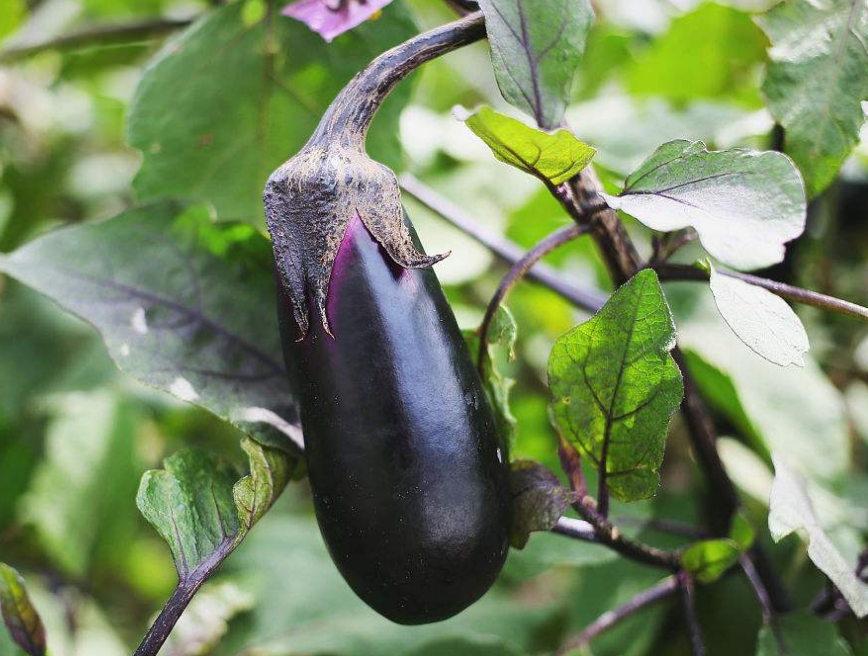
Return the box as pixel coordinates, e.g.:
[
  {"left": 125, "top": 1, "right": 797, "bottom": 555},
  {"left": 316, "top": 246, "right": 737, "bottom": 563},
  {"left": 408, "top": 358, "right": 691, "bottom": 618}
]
[{"left": 264, "top": 143, "right": 448, "bottom": 339}]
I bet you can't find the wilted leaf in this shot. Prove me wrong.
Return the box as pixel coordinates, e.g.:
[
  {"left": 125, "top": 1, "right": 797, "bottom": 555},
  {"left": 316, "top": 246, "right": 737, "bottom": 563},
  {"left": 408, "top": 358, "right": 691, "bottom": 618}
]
[
  {"left": 548, "top": 270, "right": 683, "bottom": 502},
  {"left": 464, "top": 305, "right": 518, "bottom": 450},
  {"left": 680, "top": 539, "right": 740, "bottom": 584},
  {"left": 769, "top": 455, "right": 868, "bottom": 617},
  {"left": 0, "top": 563, "right": 45, "bottom": 656},
  {"left": 138, "top": 437, "right": 292, "bottom": 585},
  {"left": 456, "top": 106, "right": 595, "bottom": 185},
  {"left": 756, "top": 610, "right": 853, "bottom": 656},
  {"left": 478, "top": 0, "right": 593, "bottom": 130},
  {"left": 508, "top": 460, "right": 578, "bottom": 549},
  {"left": 756, "top": 0, "right": 868, "bottom": 197},
  {"left": 603, "top": 140, "right": 806, "bottom": 271},
  {"left": 128, "top": 1, "right": 414, "bottom": 221},
  {"left": 709, "top": 266, "right": 809, "bottom": 367},
  {"left": 0, "top": 201, "right": 302, "bottom": 453}
]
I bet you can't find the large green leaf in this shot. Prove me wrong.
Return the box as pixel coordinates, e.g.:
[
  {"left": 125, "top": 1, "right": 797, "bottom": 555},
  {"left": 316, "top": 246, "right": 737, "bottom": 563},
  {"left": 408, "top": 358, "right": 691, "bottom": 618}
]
[
  {"left": 457, "top": 106, "right": 595, "bottom": 185},
  {"left": 709, "top": 265, "right": 809, "bottom": 367},
  {"left": 548, "top": 270, "right": 683, "bottom": 502},
  {"left": 604, "top": 140, "right": 806, "bottom": 271},
  {"left": 137, "top": 438, "right": 291, "bottom": 586},
  {"left": 477, "top": 0, "right": 594, "bottom": 130},
  {"left": 756, "top": 611, "right": 853, "bottom": 656},
  {"left": 756, "top": 0, "right": 868, "bottom": 197},
  {"left": 769, "top": 455, "right": 868, "bottom": 617},
  {"left": 127, "top": 1, "right": 415, "bottom": 222},
  {"left": 0, "top": 564, "right": 45, "bottom": 656},
  {"left": 0, "top": 201, "right": 301, "bottom": 452}
]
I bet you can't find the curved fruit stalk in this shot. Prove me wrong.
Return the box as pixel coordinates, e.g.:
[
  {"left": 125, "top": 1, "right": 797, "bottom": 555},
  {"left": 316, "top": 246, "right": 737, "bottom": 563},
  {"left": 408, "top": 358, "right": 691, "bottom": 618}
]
[{"left": 264, "top": 12, "right": 511, "bottom": 624}]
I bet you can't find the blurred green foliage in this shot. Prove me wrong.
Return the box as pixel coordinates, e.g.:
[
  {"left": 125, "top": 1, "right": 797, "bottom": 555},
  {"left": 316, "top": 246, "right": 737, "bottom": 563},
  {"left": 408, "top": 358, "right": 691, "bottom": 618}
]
[{"left": 0, "top": 0, "right": 867, "bottom": 655}]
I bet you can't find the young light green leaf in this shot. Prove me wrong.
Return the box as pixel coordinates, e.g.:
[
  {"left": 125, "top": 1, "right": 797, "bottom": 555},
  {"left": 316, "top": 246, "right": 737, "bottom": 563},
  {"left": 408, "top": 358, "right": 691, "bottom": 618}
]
[
  {"left": 0, "top": 201, "right": 302, "bottom": 453},
  {"left": 128, "top": 1, "right": 414, "bottom": 221},
  {"left": 603, "top": 140, "right": 806, "bottom": 271},
  {"left": 769, "top": 455, "right": 868, "bottom": 617},
  {"left": 680, "top": 539, "right": 740, "bottom": 584},
  {"left": 709, "top": 266, "right": 809, "bottom": 367},
  {"left": 456, "top": 106, "right": 595, "bottom": 185},
  {"left": 756, "top": 610, "right": 853, "bottom": 656},
  {"left": 756, "top": 0, "right": 868, "bottom": 197},
  {"left": 477, "top": 0, "right": 593, "bottom": 130},
  {"left": 548, "top": 270, "right": 684, "bottom": 502},
  {"left": 508, "top": 460, "right": 578, "bottom": 549},
  {"left": 0, "top": 563, "right": 46, "bottom": 656},
  {"left": 729, "top": 513, "right": 755, "bottom": 551},
  {"left": 137, "top": 438, "right": 292, "bottom": 586},
  {"left": 464, "top": 305, "right": 518, "bottom": 450}
]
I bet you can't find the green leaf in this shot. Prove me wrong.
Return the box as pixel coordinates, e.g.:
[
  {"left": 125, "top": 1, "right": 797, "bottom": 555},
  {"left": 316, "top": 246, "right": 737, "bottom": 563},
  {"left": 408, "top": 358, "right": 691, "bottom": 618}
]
[
  {"left": 0, "top": 201, "right": 302, "bottom": 453},
  {"left": 508, "top": 460, "right": 578, "bottom": 549},
  {"left": 625, "top": 3, "right": 767, "bottom": 106},
  {"left": 709, "top": 266, "right": 809, "bottom": 367},
  {"left": 137, "top": 437, "right": 292, "bottom": 585},
  {"left": 477, "top": 0, "right": 594, "bottom": 130},
  {"left": 756, "top": 0, "right": 868, "bottom": 197},
  {"left": 464, "top": 305, "right": 518, "bottom": 450},
  {"left": 604, "top": 140, "right": 806, "bottom": 271},
  {"left": 729, "top": 513, "right": 755, "bottom": 551},
  {"left": 680, "top": 539, "right": 740, "bottom": 584},
  {"left": 548, "top": 270, "right": 683, "bottom": 502},
  {"left": 0, "top": 564, "right": 45, "bottom": 656},
  {"left": 769, "top": 455, "right": 868, "bottom": 617},
  {"left": 456, "top": 106, "right": 595, "bottom": 185},
  {"left": 756, "top": 610, "right": 853, "bottom": 656},
  {"left": 127, "top": 2, "right": 415, "bottom": 221}
]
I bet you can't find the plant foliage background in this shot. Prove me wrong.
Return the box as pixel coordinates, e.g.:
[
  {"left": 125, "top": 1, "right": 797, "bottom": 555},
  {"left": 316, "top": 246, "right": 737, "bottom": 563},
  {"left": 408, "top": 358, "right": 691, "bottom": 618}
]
[{"left": 0, "top": 0, "right": 867, "bottom": 654}]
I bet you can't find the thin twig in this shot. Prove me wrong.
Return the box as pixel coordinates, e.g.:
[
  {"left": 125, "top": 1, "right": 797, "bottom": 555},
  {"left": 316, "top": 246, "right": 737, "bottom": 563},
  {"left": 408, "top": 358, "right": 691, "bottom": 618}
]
[
  {"left": 656, "top": 263, "right": 868, "bottom": 323},
  {"left": 399, "top": 173, "right": 607, "bottom": 314},
  {"left": 0, "top": 17, "right": 193, "bottom": 62},
  {"left": 555, "top": 576, "right": 679, "bottom": 656},
  {"left": 678, "top": 571, "right": 706, "bottom": 656},
  {"left": 476, "top": 223, "right": 590, "bottom": 373},
  {"left": 551, "top": 517, "right": 597, "bottom": 543}
]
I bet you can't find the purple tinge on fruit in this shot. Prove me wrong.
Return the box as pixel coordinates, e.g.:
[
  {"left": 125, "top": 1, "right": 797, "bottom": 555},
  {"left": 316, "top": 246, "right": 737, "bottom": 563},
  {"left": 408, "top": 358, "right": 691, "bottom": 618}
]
[{"left": 281, "top": 0, "right": 395, "bottom": 42}]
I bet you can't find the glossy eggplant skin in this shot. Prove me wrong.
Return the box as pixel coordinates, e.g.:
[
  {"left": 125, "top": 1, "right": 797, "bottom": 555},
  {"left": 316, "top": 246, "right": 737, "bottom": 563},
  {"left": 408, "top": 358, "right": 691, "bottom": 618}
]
[{"left": 277, "top": 214, "right": 510, "bottom": 625}]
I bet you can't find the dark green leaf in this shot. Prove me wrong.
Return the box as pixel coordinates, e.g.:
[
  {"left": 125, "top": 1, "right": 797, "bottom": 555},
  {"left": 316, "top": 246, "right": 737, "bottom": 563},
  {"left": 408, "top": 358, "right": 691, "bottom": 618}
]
[
  {"left": 0, "top": 201, "right": 301, "bottom": 453},
  {"left": 680, "top": 539, "right": 740, "bottom": 584},
  {"left": 769, "top": 455, "right": 868, "bottom": 617},
  {"left": 756, "top": 0, "right": 868, "bottom": 197},
  {"left": 0, "top": 564, "right": 45, "bottom": 656},
  {"left": 457, "top": 106, "right": 595, "bottom": 184},
  {"left": 709, "top": 265, "right": 809, "bottom": 367},
  {"left": 478, "top": 0, "right": 594, "bottom": 129},
  {"left": 548, "top": 270, "right": 683, "bottom": 502},
  {"left": 756, "top": 610, "right": 853, "bottom": 656},
  {"left": 508, "top": 459, "right": 578, "bottom": 549},
  {"left": 604, "top": 140, "right": 806, "bottom": 271},
  {"left": 128, "top": 1, "right": 415, "bottom": 221}
]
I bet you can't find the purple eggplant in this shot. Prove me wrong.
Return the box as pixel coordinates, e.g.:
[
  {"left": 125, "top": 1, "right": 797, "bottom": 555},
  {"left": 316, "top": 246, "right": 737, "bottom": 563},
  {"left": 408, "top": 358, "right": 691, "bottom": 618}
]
[
  {"left": 274, "top": 213, "right": 510, "bottom": 624},
  {"left": 263, "top": 12, "right": 507, "bottom": 624}
]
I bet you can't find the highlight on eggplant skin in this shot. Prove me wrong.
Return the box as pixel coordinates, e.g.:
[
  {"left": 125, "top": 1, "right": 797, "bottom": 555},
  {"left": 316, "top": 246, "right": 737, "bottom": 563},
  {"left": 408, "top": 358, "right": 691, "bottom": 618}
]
[{"left": 276, "top": 213, "right": 511, "bottom": 625}]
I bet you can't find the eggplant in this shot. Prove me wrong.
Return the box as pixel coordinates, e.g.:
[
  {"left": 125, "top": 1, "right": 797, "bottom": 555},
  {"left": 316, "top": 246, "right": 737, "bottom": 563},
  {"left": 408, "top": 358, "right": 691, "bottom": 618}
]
[
  {"left": 263, "top": 13, "right": 507, "bottom": 624},
  {"left": 275, "top": 213, "right": 510, "bottom": 624}
]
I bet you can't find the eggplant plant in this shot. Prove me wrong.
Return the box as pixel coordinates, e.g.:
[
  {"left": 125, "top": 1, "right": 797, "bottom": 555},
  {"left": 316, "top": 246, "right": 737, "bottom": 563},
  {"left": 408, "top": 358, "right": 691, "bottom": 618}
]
[{"left": 1, "top": 0, "right": 868, "bottom": 656}]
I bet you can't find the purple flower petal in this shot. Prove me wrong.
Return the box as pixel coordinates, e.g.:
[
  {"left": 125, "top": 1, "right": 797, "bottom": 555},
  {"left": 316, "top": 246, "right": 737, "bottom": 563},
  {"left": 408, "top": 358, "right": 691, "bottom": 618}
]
[{"left": 282, "top": 0, "right": 395, "bottom": 42}]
